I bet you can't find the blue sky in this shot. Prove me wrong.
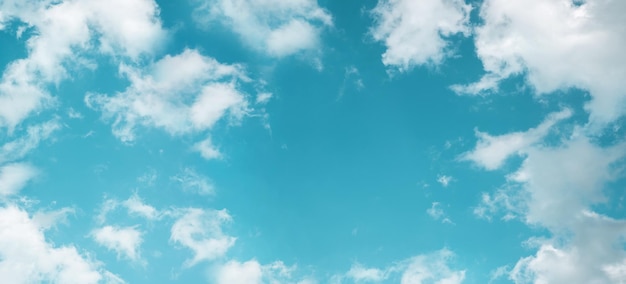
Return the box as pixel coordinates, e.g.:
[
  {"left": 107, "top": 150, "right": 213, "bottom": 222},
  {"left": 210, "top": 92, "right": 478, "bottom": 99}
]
[{"left": 1, "top": 0, "right": 626, "bottom": 283}]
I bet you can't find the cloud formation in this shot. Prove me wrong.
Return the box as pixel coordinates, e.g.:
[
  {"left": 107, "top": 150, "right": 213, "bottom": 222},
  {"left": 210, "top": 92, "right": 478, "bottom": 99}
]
[
  {"left": 86, "top": 49, "right": 250, "bottom": 143},
  {"left": 0, "top": 0, "right": 165, "bottom": 130},
  {"left": 370, "top": 0, "right": 471, "bottom": 71},
  {"left": 452, "top": 0, "right": 626, "bottom": 125},
  {"left": 194, "top": 0, "right": 332, "bottom": 57}
]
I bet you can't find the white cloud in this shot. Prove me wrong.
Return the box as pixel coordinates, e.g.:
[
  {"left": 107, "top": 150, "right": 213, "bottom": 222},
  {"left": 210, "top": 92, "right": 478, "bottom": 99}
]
[
  {"left": 194, "top": 0, "right": 332, "bottom": 57},
  {"left": 0, "top": 0, "right": 165, "bottom": 129},
  {"left": 86, "top": 49, "right": 250, "bottom": 143},
  {"left": 193, "top": 137, "right": 223, "bottom": 160},
  {"left": 462, "top": 109, "right": 572, "bottom": 170},
  {"left": 171, "top": 168, "right": 215, "bottom": 196},
  {"left": 123, "top": 194, "right": 159, "bottom": 221},
  {"left": 510, "top": 211, "right": 626, "bottom": 284},
  {"left": 0, "top": 163, "right": 37, "bottom": 196},
  {"left": 0, "top": 205, "right": 117, "bottom": 283},
  {"left": 256, "top": 93, "right": 273, "bottom": 105},
  {"left": 170, "top": 208, "right": 236, "bottom": 267},
  {"left": 91, "top": 225, "right": 143, "bottom": 262},
  {"left": 346, "top": 264, "right": 386, "bottom": 282},
  {"left": 216, "top": 260, "right": 263, "bottom": 284},
  {"left": 370, "top": 0, "right": 471, "bottom": 71},
  {"left": 452, "top": 0, "right": 626, "bottom": 125},
  {"left": 32, "top": 207, "right": 75, "bottom": 230},
  {"left": 0, "top": 119, "right": 61, "bottom": 164},
  {"left": 437, "top": 175, "right": 453, "bottom": 187},
  {"left": 426, "top": 202, "right": 453, "bottom": 224},
  {"left": 338, "top": 249, "right": 465, "bottom": 283},
  {"left": 467, "top": 111, "right": 626, "bottom": 283},
  {"left": 214, "top": 259, "right": 314, "bottom": 284}
]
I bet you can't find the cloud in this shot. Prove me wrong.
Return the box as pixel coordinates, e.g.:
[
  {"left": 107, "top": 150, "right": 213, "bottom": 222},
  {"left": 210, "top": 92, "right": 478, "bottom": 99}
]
[
  {"left": 0, "top": 205, "right": 119, "bottom": 283},
  {"left": 0, "top": 119, "right": 61, "bottom": 164},
  {"left": 467, "top": 110, "right": 626, "bottom": 282},
  {"left": 346, "top": 264, "right": 386, "bottom": 282},
  {"left": 214, "top": 259, "right": 313, "bottom": 284},
  {"left": 437, "top": 175, "right": 453, "bottom": 187},
  {"left": 0, "top": 163, "right": 37, "bottom": 196},
  {"left": 193, "top": 0, "right": 332, "bottom": 57},
  {"left": 510, "top": 211, "right": 626, "bottom": 284},
  {"left": 426, "top": 202, "right": 453, "bottom": 224},
  {"left": 216, "top": 260, "right": 262, "bottom": 284},
  {"left": 461, "top": 108, "right": 572, "bottom": 170},
  {"left": 193, "top": 137, "right": 222, "bottom": 160},
  {"left": 0, "top": 0, "right": 165, "bottom": 130},
  {"left": 97, "top": 194, "right": 161, "bottom": 224},
  {"left": 86, "top": 49, "right": 250, "bottom": 143},
  {"left": 337, "top": 249, "right": 465, "bottom": 283},
  {"left": 122, "top": 194, "right": 160, "bottom": 221},
  {"left": 171, "top": 168, "right": 215, "bottom": 196},
  {"left": 452, "top": 0, "right": 626, "bottom": 125},
  {"left": 91, "top": 226, "right": 143, "bottom": 262},
  {"left": 370, "top": 0, "right": 471, "bottom": 71},
  {"left": 32, "top": 207, "right": 75, "bottom": 230},
  {"left": 170, "top": 208, "right": 236, "bottom": 267}
]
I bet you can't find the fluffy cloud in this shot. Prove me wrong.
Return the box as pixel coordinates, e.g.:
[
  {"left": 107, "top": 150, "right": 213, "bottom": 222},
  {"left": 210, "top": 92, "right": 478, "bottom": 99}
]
[
  {"left": 0, "top": 163, "right": 37, "bottom": 196},
  {"left": 193, "top": 137, "right": 223, "bottom": 160},
  {"left": 467, "top": 112, "right": 626, "bottom": 282},
  {"left": 336, "top": 249, "right": 465, "bottom": 283},
  {"left": 0, "top": 205, "right": 119, "bottom": 283},
  {"left": 122, "top": 194, "right": 160, "bottom": 221},
  {"left": 193, "top": 0, "right": 332, "bottom": 57},
  {"left": 214, "top": 259, "right": 314, "bottom": 284},
  {"left": 461, "top": 109, "right": 572, "bottom": 170},
  {"left": 91, "top": 226, "right": 143, "bottom": 262},
  {"left": 370, "top": 0, "right": 471, "bottom": 71},
  {"left": 170, "top": 208, "right": 236, "bottom": 267},
  {"left": 0, "top": 0, "right": 165, "bottom": 130},
  {"left": 452, "top": 0, "right": 626, "bottom": 125},
  {"left": 86, "top": 49, "right": 250, "bottom": 143}
]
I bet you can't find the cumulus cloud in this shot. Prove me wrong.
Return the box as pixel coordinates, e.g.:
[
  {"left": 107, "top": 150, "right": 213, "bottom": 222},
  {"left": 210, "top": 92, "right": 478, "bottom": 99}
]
[
  {"left": 194, "top": 0, "right": 332, "bottom": 57},
  {"left": 0, "top": 205, "right": 119, "bottom": 283},
  {"left": 0, "top": 0, "right": 165, "bottom": 130},
  {"left": 86, "top": 49, "right": 250, "bottom": 143},
  {"left": 336, "top": 249, "right": 465, "bottom": 283},
  {"left": 0, "top": 163, "right": 37, "bottom": 196},
  {"left": 193, "top": 137, "right": 222, "bottom": 160},
  {"left": 461, "top": 108, "right": 572, "bottom": 170},
  {"left": 170, "top": 208, "right": 236, "bottom": 267},
  {"left": 91, "top": 226, "right": 143, "bottom": 262},
  {"left": 452, "top": 0, "right": 626, "bottom": 125},
  {"left": 370, "top": 0, "right": 471, "bottom": 71},
  {"left": 467, "top": 111, "right": 626, "bottom": 282}
]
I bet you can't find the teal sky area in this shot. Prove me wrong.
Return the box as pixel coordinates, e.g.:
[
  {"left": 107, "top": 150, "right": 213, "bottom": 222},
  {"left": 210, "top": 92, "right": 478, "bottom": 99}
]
[{"left": 1, "top": 0, "right": 626, "bottom": 283}]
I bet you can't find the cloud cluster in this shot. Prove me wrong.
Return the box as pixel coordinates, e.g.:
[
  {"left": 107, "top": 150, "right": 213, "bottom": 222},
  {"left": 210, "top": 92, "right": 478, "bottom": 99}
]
[
  {"left": 170, "top": 208, "right": 237, "bottom": 267},
  {"left": 465, "top": 112, "right": 626, "bottom": 282},
  {"left": 0, "top": 0, "right": 165, "bottom": 130},
  {"left": 452, "top": 0, "right": 626, "bottom": 125},
  {"left": 194, "top": 0, "right": 332, "bottom": 58},
  {"left": 0, "top": 206, "right": 121, "bottom": 283},
  {"left": 334, "top": 249, "right": 465, "bottom": 283},
  {"left": 86, "top": 49, "right": 251, "bottom": 144},
  {"left": 370, "top": 0, "right": 471, "bottom": 71}
]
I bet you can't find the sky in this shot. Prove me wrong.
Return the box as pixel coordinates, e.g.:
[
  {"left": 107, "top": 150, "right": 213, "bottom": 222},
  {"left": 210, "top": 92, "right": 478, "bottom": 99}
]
[{"left": 0, "top": 0, "right": 626, "bottom": 283}]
